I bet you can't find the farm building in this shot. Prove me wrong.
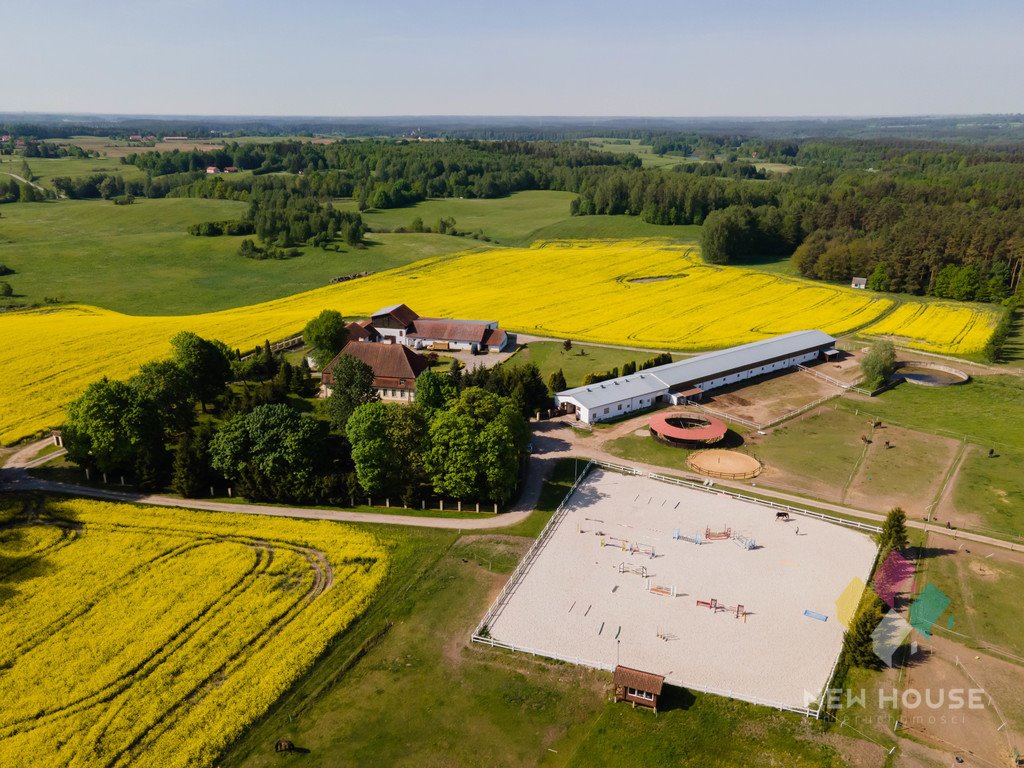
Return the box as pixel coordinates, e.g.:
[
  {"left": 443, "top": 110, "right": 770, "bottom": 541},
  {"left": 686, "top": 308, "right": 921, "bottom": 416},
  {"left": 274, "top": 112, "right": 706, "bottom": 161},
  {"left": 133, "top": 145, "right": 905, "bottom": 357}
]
[
  {"left": 851, "top": 277, "right": 868, "bottom": 289},
  {"left": 320, "top": 341, "right": 429, "bottom": 402},
  {"left": 555, "top": 330, "right": 836, "bottom": 424},
  {"left": 361, "top": 304, "right": 515, "bottom": 353}
]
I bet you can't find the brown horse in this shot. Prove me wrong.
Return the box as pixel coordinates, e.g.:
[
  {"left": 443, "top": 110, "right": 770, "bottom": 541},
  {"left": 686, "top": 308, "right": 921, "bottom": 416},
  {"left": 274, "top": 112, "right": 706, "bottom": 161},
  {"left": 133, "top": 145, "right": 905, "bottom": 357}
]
[{"left": 775, "top": 511, "right": 791, "bottom": 522}]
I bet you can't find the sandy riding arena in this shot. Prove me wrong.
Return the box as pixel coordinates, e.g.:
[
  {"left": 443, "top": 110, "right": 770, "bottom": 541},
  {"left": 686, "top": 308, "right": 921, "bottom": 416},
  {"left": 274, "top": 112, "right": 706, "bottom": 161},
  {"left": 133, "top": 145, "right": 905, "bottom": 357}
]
[
  {"left": 687, "top": 449, "right": 763, "bottom": 479},
  {"left": 482, "top": 469, "right": 878, "bottom": 712}
]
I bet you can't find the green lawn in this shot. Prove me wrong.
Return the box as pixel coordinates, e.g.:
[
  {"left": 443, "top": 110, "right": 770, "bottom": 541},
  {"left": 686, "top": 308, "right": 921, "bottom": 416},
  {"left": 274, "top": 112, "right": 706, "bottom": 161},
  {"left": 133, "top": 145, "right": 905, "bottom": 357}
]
[
  {"left": 950, "top": 444, "right": 1024, "bottom": 536},
  {"left": 836, "top": 376, "right": 1024, "bottom": 448},
  {"left": 562, "top": 694, "right": 848, "bottom": 768},
  {"left": 604, "top": 432, "right": 693, "bottom": 471},
  {"left": 920, "top": 544, "right": 1024, "bottom": 659},
  {"left": 2, "top": 154, "right": 146, "bottom": 188},
  {"left": 222, "top": 517, "right": 874, "bottom": 768},
  {"left": 510, "top": 341, "right": 682, "bottom": 390},
  {"left": 0, "top": 199, "right": 485, "bottom": 314},
  {"left": 338, "top": 190, "right": 702, "bottom": 246},
  {"left": 751, "top": 408, "right": 868, "bottom": 501}
]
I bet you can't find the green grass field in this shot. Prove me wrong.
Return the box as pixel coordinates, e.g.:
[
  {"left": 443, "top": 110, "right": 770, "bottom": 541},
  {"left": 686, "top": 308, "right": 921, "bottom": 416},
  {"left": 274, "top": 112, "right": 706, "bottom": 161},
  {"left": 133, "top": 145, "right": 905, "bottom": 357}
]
[
  {"left": 836, "top": 376, "right": 1024, "bottom": 449},
  {"left": 750, "top": 408, "right": 868, "bottom": 501},
  {"left": 920, "top": 544, "right": 1024, "bottom": 659},
  {"left": 510, "top": 341, "right": 683, "bottom": 389},
  {"left": 0, "top": 199, "right": 486, "bottom": 314},
  {"left": 220, "top": 515, "right": 871, "bottom": 768},
  {"left": 950, "top": 444, "right": 1024, "bottom": 535},
  {"left": 2, "top": 154, "right": 146, "bottom": 188},
  {"left": 339, "top": 190, "right": 701, "bottom": 247}
]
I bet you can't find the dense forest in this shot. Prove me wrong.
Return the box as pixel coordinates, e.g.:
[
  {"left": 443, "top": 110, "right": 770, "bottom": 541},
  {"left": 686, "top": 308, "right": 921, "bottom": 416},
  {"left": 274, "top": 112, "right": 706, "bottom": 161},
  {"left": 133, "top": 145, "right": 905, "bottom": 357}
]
[{"left": 5, "top": 127, "right": 1024, "bottom": 302}]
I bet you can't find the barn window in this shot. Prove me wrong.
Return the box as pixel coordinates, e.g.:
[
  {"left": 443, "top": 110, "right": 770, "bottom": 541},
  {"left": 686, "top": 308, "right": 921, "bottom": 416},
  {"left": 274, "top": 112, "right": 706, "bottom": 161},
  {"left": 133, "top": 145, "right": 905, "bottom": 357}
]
[{"left": 627, "top": 688, "right": 655, "bottom": 701}]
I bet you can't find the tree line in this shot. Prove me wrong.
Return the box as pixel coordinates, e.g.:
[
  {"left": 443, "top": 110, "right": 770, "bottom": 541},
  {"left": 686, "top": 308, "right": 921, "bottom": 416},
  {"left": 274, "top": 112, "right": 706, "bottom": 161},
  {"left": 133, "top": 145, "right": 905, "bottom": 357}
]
[{"left": 61, "top": 312, "right": 548, "bottom": 507}]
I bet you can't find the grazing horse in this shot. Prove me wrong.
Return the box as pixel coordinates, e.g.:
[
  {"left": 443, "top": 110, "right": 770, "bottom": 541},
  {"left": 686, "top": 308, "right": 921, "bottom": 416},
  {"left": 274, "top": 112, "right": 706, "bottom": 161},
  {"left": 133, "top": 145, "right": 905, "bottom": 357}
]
[
  {"left": 775, "top": 511, "right": 791, "bottom": 522},
  {"left": 275, "top": 738, "right": 295, "bottom": 753}
]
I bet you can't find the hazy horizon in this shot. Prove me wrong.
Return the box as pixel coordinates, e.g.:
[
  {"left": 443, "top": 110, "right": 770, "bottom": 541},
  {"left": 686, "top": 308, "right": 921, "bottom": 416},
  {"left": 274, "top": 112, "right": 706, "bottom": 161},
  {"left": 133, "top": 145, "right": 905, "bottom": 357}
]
[{"left": 5, "top": 1, "right": 1024, "bottom": 116}]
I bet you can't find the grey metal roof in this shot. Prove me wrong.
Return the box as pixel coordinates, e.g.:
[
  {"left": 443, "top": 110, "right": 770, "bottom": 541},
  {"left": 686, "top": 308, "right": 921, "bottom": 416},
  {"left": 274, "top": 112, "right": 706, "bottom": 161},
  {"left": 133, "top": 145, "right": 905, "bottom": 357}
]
[{"left": 558, "top": 331, "right": 835, "bottom": 410}]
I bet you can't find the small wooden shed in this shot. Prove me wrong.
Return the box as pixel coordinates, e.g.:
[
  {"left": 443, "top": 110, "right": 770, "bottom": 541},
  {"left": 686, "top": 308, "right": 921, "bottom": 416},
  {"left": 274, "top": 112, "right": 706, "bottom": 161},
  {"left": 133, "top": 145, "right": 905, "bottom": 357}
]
[{"left": 613, "top": 665, "right": 665, "bottom": 712}]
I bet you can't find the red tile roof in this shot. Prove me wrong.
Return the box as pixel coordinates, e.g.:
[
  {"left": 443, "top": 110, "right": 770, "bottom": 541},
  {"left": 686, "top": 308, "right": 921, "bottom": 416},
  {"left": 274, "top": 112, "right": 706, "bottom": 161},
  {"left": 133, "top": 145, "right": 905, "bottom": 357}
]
[
  {"left": 371, "top": 303, "right": 419, "bottom": 327},
  {"left": 613, "top": 666, "right": 664, "bottom": 694},
  {"left": 408, "top": 318, "right": 491, "bottom": 344},
  {"left": 346, "top": 321, "right": 377, "bottom": 342},
  {"left": 322, "top": 342, "right": 429, "bottom": 389},
  {"left": 482, "top": 328, "right": 506, "bottom": 348}
]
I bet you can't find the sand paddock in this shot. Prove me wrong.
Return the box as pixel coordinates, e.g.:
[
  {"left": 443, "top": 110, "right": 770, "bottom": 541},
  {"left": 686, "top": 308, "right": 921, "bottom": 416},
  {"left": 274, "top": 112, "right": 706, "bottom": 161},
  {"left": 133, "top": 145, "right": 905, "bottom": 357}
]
[
  {"left": 485, "top": 470, "right": 878, "bottom": 712},
  {"left": 687, "top": 449, "right": 762, "bottom": 479}
]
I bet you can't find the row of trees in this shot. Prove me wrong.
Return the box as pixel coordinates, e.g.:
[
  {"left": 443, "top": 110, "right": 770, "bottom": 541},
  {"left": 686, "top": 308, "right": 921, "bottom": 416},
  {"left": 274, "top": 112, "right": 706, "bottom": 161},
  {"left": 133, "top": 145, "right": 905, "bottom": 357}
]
[{"left": 127, "top": 139, "right": 633, "bottom": 205}]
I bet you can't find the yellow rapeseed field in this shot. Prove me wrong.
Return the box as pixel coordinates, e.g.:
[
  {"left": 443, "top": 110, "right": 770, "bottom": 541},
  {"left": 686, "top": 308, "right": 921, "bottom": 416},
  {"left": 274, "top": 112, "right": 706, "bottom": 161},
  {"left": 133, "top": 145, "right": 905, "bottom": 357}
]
[
  {"left": 0, "top": 498, "right": 387, "bottom": 768},
  {"left": 860, "top": 301, "right": 997, "bottom": 356},
  {"left": 0, "top": 239, "right": 998, "bottom": 443}
]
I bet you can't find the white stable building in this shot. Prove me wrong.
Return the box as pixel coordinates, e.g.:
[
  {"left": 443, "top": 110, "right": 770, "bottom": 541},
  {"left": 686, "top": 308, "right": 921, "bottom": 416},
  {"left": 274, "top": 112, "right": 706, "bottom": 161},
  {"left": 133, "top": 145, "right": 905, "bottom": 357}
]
[{"left": 555, "top": 330, "right": 837, "bottom": 424}]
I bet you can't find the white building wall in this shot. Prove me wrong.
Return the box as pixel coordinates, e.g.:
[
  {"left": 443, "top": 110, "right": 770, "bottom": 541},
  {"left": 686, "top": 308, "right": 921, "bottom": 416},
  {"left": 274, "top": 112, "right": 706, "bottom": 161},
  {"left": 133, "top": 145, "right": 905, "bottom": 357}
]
[{"left": 563, "top": 349, "right": 824, "bottom": 424}]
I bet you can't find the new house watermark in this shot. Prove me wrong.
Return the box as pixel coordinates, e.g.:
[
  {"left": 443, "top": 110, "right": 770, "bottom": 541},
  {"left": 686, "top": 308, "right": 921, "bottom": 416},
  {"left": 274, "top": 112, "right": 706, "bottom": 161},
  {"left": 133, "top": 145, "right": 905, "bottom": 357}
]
[{"left": 813, "top": 551, "right": 989, "bottom": 726}]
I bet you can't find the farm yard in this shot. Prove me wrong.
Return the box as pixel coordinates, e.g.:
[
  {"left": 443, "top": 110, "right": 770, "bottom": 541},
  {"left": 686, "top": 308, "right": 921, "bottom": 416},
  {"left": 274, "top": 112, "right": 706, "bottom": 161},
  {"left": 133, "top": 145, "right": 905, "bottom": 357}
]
[
  {"left": 0, "top": 496, "right": 386, "bottom": 768},
  {"left": 0, "top": 238, "right": 1004, "bottom": 444},
  {"left": 483, "top": 469, "right": 879, "bottom": 713}
]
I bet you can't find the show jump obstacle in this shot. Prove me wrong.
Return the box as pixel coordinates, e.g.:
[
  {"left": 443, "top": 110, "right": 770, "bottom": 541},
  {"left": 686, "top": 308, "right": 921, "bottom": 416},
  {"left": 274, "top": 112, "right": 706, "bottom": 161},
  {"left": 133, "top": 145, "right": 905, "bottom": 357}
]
[{"left": 696, "top": 598, "right": 749, "bottom": 621}]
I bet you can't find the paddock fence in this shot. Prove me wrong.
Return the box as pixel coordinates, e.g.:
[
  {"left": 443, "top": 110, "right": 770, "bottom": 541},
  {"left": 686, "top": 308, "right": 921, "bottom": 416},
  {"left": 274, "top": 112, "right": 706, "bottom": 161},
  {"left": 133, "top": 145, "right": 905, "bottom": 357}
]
[
  {"left": 471, "top": 459, "right": 855, "bottom": 719},
  {"left": 647, "top": 471, "right": 882, "bottom": 534}
]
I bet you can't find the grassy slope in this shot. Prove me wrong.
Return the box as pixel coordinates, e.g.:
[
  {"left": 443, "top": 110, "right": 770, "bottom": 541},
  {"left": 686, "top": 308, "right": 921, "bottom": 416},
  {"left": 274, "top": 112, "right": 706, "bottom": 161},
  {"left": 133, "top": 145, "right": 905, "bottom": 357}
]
[
  {"left": 338, "top": 190, "right": 701, "bottom": 247},
  {"left": 510, "top": 342, "right": 682, "bottom": 389},
  {"left": 2, "top": 154, "right": 147, "bottom": 188},
  {"left": 0, "top": 199, "right": 485, "bottom": 314}
]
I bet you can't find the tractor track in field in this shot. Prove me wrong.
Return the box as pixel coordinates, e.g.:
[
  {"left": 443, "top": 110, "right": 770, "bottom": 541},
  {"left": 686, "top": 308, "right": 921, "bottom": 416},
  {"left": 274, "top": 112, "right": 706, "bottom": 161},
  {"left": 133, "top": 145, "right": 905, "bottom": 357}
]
[
  {"left": 0, "top": 541, "right": 275, "bottom": 737},
  {"left": 0, "top": 538, "right": 217, "bottom": 665},
  {"left": 101, "top": 541, "right": 339, "bottom": 766},
  {"left": 0, "top": 522, "right": 79, "bottom": 581}
]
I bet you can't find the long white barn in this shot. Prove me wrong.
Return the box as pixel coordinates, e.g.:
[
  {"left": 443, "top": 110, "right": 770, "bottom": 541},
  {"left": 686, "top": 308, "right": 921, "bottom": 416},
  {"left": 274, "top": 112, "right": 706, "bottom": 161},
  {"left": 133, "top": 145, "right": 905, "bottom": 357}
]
[{"left": 555, "top": 330, "right": 837, "bottom": 424}]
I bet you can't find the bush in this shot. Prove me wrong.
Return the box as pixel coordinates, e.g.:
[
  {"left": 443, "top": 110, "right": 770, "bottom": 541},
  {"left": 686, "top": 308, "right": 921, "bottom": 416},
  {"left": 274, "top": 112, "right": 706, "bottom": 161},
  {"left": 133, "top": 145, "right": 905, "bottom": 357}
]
[
  {"left": 0, "top": 281, "right": 12, "bottom": 297},
  {"left": 860, "top": 340, "right": 896, "bottom": 389},
  {"left": 983, "top": 295, "right": 1020, "bottom": 363}
]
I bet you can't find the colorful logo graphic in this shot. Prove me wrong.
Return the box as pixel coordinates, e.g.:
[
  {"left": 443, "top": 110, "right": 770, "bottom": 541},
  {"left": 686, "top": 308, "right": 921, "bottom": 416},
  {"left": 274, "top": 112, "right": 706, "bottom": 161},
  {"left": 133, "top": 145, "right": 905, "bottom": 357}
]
[{"left": 836, "top": 550, "right": 953, "bottom": 667}]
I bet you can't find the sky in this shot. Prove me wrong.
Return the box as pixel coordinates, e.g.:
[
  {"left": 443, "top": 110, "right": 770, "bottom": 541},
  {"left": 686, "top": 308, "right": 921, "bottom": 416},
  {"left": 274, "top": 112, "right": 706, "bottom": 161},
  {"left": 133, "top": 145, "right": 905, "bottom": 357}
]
[{"left": 5, "top": 0, "right": 1024, "bottom": 117}]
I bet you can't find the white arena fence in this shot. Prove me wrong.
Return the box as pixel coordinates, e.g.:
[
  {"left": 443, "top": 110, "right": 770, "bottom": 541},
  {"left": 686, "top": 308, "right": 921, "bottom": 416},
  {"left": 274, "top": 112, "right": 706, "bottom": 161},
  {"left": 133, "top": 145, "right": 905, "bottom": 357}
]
[
  {"left": 474, "top": 460, "right": 596, "bottom": 636},
  {"left": 644, "top": 470, "right": 882, "bottom": 534},
  {"left": 472, "top": 458, "right": 868, "bottom": 718},
  {"left": 470, "top": 634, "right": 822, "bottom": 717}
]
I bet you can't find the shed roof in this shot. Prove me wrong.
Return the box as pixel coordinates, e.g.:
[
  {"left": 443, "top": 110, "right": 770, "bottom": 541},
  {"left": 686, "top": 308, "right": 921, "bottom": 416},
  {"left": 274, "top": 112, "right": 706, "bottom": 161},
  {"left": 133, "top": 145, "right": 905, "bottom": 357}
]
[
  {"left": 613, "top": 665, "right": 664, "bottom": 694},
  {"left": 557, "top": 331, "right": 835, "bottom": 410}
]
